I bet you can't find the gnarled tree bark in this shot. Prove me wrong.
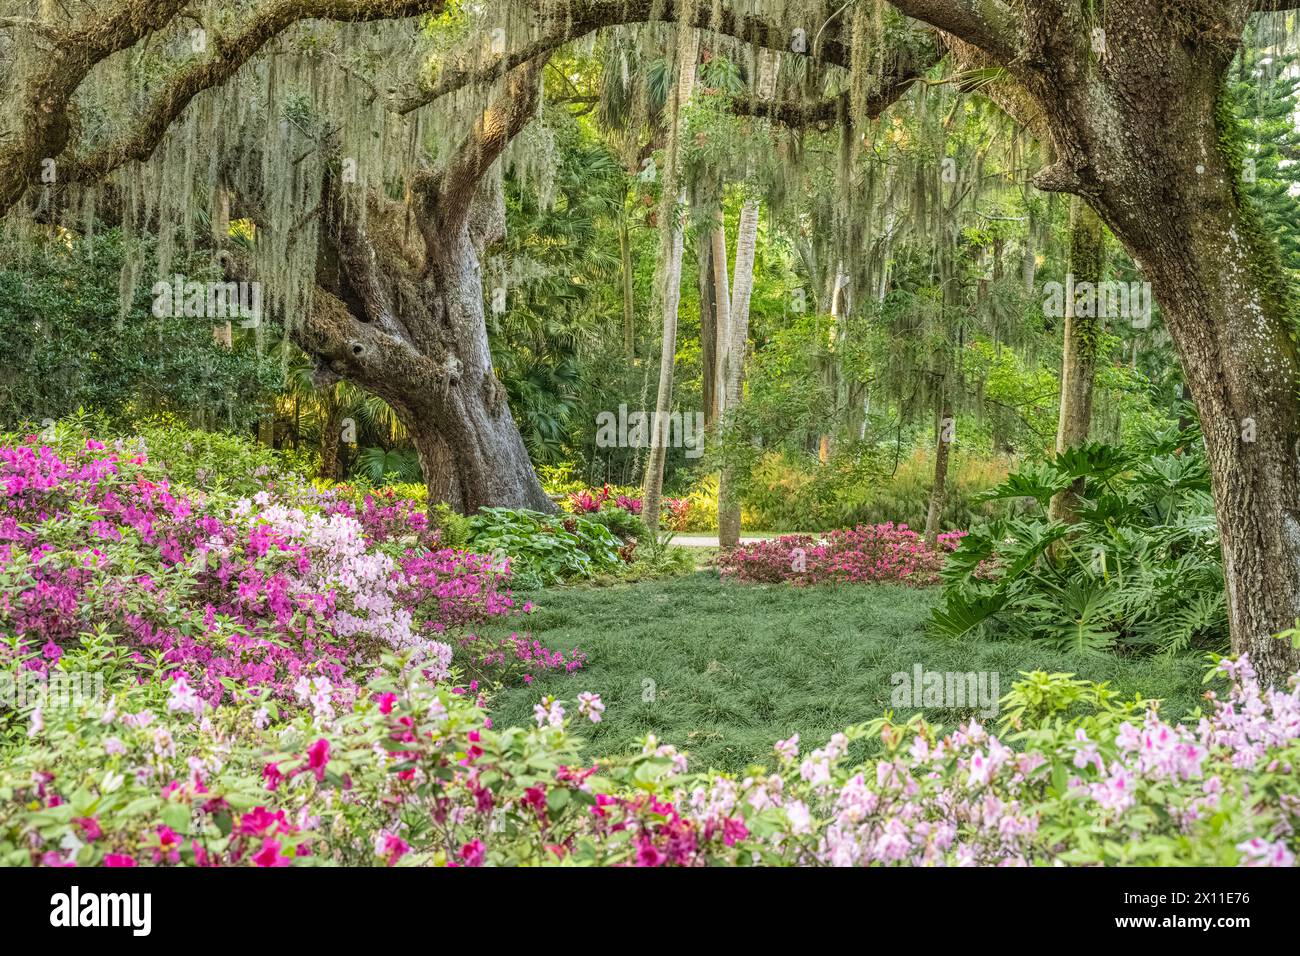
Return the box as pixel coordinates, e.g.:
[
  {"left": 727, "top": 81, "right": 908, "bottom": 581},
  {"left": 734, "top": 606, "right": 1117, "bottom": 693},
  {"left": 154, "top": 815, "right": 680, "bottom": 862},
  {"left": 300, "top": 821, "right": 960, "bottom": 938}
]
[
  {"left": 888, "top": 0, "right": 1300, "bottom": 684},
  {"left": 293, "top": 60, "right": 555, "bottom": 513}
]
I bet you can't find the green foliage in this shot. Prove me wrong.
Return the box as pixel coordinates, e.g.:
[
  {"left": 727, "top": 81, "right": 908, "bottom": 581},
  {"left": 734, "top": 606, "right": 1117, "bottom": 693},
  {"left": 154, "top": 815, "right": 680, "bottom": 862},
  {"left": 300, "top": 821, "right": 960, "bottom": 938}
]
[
  {"left": 0, "top": 229, "right": 277, "bottom": 433},
  {"left": 467, "top": 508, "right": 625, "bottom": 590},
  {"left": 353, "top": 446, "right": 422, "bottom": 484},
  {"left": 430, "top": 502, "right": 472, "bottom": 550},
  {"left": 486, "top": 575, "right": 1205, "bottom": 773},
  {"left": 740, "top": 446, "right": 1011, "bottom": 532},
  {"left": 928, "top": 423, "right": 1228, "bottom": 656},
  {"left": 584, "top": 505, "right": 650, "bottom": 543},
  {"left": 134, "top": 417, "right": 310, "bottom": 496},
  {"left": 615, "top": 531, "right": 696, "bottom": 582},
  {"left": 491, "top": 110, "right": 625, "bottom": 465},
  {"left": 1230, "top": 35, "right": 1300, "bottom": 280},
  {"left": 995, "top": 669, "right": 1154, "bottom": 741},
  {"left": 20, "top": 412, "right": 304, "bottom": 498}
]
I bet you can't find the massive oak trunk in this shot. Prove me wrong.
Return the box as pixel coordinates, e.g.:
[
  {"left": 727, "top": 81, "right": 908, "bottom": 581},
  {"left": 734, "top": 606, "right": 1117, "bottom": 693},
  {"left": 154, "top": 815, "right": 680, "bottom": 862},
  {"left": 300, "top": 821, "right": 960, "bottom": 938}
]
[
  {"left": 293, "top": 61, "right": 554, "bottom": 515},
  {"left": 1008, "top": 0, "right": 1300, "bottom": 684},
  {"left": 890, "top": 0, "right": 1300, "bottom": 683}
]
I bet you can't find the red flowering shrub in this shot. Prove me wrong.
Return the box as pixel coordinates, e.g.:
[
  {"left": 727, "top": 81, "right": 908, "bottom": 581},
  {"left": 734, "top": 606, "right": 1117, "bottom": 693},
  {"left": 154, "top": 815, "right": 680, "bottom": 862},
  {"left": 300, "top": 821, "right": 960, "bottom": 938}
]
[
  {"left": 567, "top": 486, "right": 643, "bottom": 516},
  {"left": 715, "top": 523, "right": 965, "bottom": 586}
]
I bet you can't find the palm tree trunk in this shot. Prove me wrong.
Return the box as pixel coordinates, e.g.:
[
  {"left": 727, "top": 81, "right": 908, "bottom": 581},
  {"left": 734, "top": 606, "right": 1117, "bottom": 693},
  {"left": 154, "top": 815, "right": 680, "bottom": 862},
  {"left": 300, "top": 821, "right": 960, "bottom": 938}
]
[{"left": 620, "top": 208, "right": 636, "bottom": 359}]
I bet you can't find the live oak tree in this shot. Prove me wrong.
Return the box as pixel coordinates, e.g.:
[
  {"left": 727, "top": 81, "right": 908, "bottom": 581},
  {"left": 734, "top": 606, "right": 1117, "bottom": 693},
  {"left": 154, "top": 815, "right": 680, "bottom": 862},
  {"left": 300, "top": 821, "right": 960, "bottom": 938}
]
[
  {"left": 6, "top": 0, "right": 1299, "bottom": 683},
  {"left": 0, "top": 0, "right": 930, "bottom": 519},
  {"left": 876, "top": 0, "right": 1300, "bottom": 684}
]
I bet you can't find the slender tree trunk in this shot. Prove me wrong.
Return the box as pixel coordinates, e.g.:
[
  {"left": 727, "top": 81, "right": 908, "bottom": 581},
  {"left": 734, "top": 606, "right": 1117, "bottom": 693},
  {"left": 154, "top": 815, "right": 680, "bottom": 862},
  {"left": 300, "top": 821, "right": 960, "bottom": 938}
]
[
  {"left": 1049, "top": 197, "right": 1106, "bottom": 524},
  {"left": 699, "top": 225, "right": 717, "bottom": 427},
  {"left": 923, "top": 384, "right": 953, "bottom": 551},
  {"left": 320, "top": 402, "right": 343, "bottom": 482},
  {"left": 711, "top": 221, "right": 732, "bottom": 422},
  {"left": 620, "top": 209, "right": 636, "bottom": 359},
  {"left": 717, "top": 198, "right": 759, "bottom": 547},
  {"left": 818, "top": 264, "right": 848, "bottom": 464},
  {"left": 1021, "top": 213, "right": 1038, "bottom": 295},
  {"left": 642, "top": 27, "right": 698, "bottom": 533}
]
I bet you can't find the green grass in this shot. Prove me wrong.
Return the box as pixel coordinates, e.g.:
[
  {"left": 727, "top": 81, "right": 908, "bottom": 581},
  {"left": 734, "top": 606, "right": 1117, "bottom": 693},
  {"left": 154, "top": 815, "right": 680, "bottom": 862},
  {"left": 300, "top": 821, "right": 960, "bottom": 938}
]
[{"left": 485, "top": 573, "right": 1208, "bottom": 774}]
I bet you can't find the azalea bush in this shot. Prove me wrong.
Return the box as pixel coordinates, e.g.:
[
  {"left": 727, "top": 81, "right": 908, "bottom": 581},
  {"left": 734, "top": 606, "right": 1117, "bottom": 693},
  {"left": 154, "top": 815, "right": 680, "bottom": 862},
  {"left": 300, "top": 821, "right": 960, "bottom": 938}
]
[
  {"left": 5, "top": 424, "right": 1297, "bottom": 868},
  {"left": 0, "top": 639, "right": 621, "bottom": 867},
  {"left": 5, "top": 628, "right": 1299, "bottom": 866},
  {"left": 715, "top": 523, "right": 965, "bottom": 586},
  {"left": 0, "top": 425, "right": 578, "bottom": 704}
]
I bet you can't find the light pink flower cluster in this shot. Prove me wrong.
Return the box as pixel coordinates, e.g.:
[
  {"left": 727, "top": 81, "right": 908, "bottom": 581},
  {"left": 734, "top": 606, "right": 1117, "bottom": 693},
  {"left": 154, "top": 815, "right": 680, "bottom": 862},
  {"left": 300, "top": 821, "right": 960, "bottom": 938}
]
[{"left": 673, "top": 653, "right": 1300, "bottom": 867}]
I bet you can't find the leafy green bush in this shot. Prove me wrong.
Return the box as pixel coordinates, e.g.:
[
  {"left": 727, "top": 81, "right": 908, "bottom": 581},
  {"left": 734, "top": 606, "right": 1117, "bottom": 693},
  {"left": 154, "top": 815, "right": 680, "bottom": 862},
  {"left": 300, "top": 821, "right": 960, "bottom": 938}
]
[
  {"left": 430, "top": 502, "right": 473, "bottom": 549},
  {"left": 353, "top": 446, "right": 423, "bottom": 484},
  {"left": 16, "top": 412, "right": 307, "bottom": 498},
  {"left": 584, "top": 505, "right": 650, "bottom": 543},
  {"left": 0, "top": 228, "right": 277, "bottom": 432},
  {"left": 131, "top": 416, "right": 311, "bottom": 496},
  {"left": 742, "top": 447, "right": 1011, "bottom": 532},
  {"left": 928, "top": 424, "right": 1227, "bottom": 655},
  {"left": 619, "top": 535, "right": 697, "bottom": 582},
  {"left": 467, "top": 507, "right": 624, "bottom": 590}
]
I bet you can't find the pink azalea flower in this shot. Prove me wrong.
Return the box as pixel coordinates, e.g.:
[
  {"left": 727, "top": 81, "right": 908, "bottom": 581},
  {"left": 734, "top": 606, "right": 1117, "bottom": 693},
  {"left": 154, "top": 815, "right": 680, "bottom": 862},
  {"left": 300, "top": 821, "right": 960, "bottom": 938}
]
[
  {"left": 307, "top": 738, "right": 331, "bottom": 782},
  {"left": 252, "top": 838, "right": 292, "bottom": 867}
]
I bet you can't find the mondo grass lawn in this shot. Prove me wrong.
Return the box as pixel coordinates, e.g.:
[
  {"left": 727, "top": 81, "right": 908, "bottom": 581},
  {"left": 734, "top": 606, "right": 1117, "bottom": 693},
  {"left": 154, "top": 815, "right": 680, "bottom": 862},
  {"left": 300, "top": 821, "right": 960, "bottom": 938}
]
[{"left": 486, "top": 573, "right": 1208, "bottom": 774}]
